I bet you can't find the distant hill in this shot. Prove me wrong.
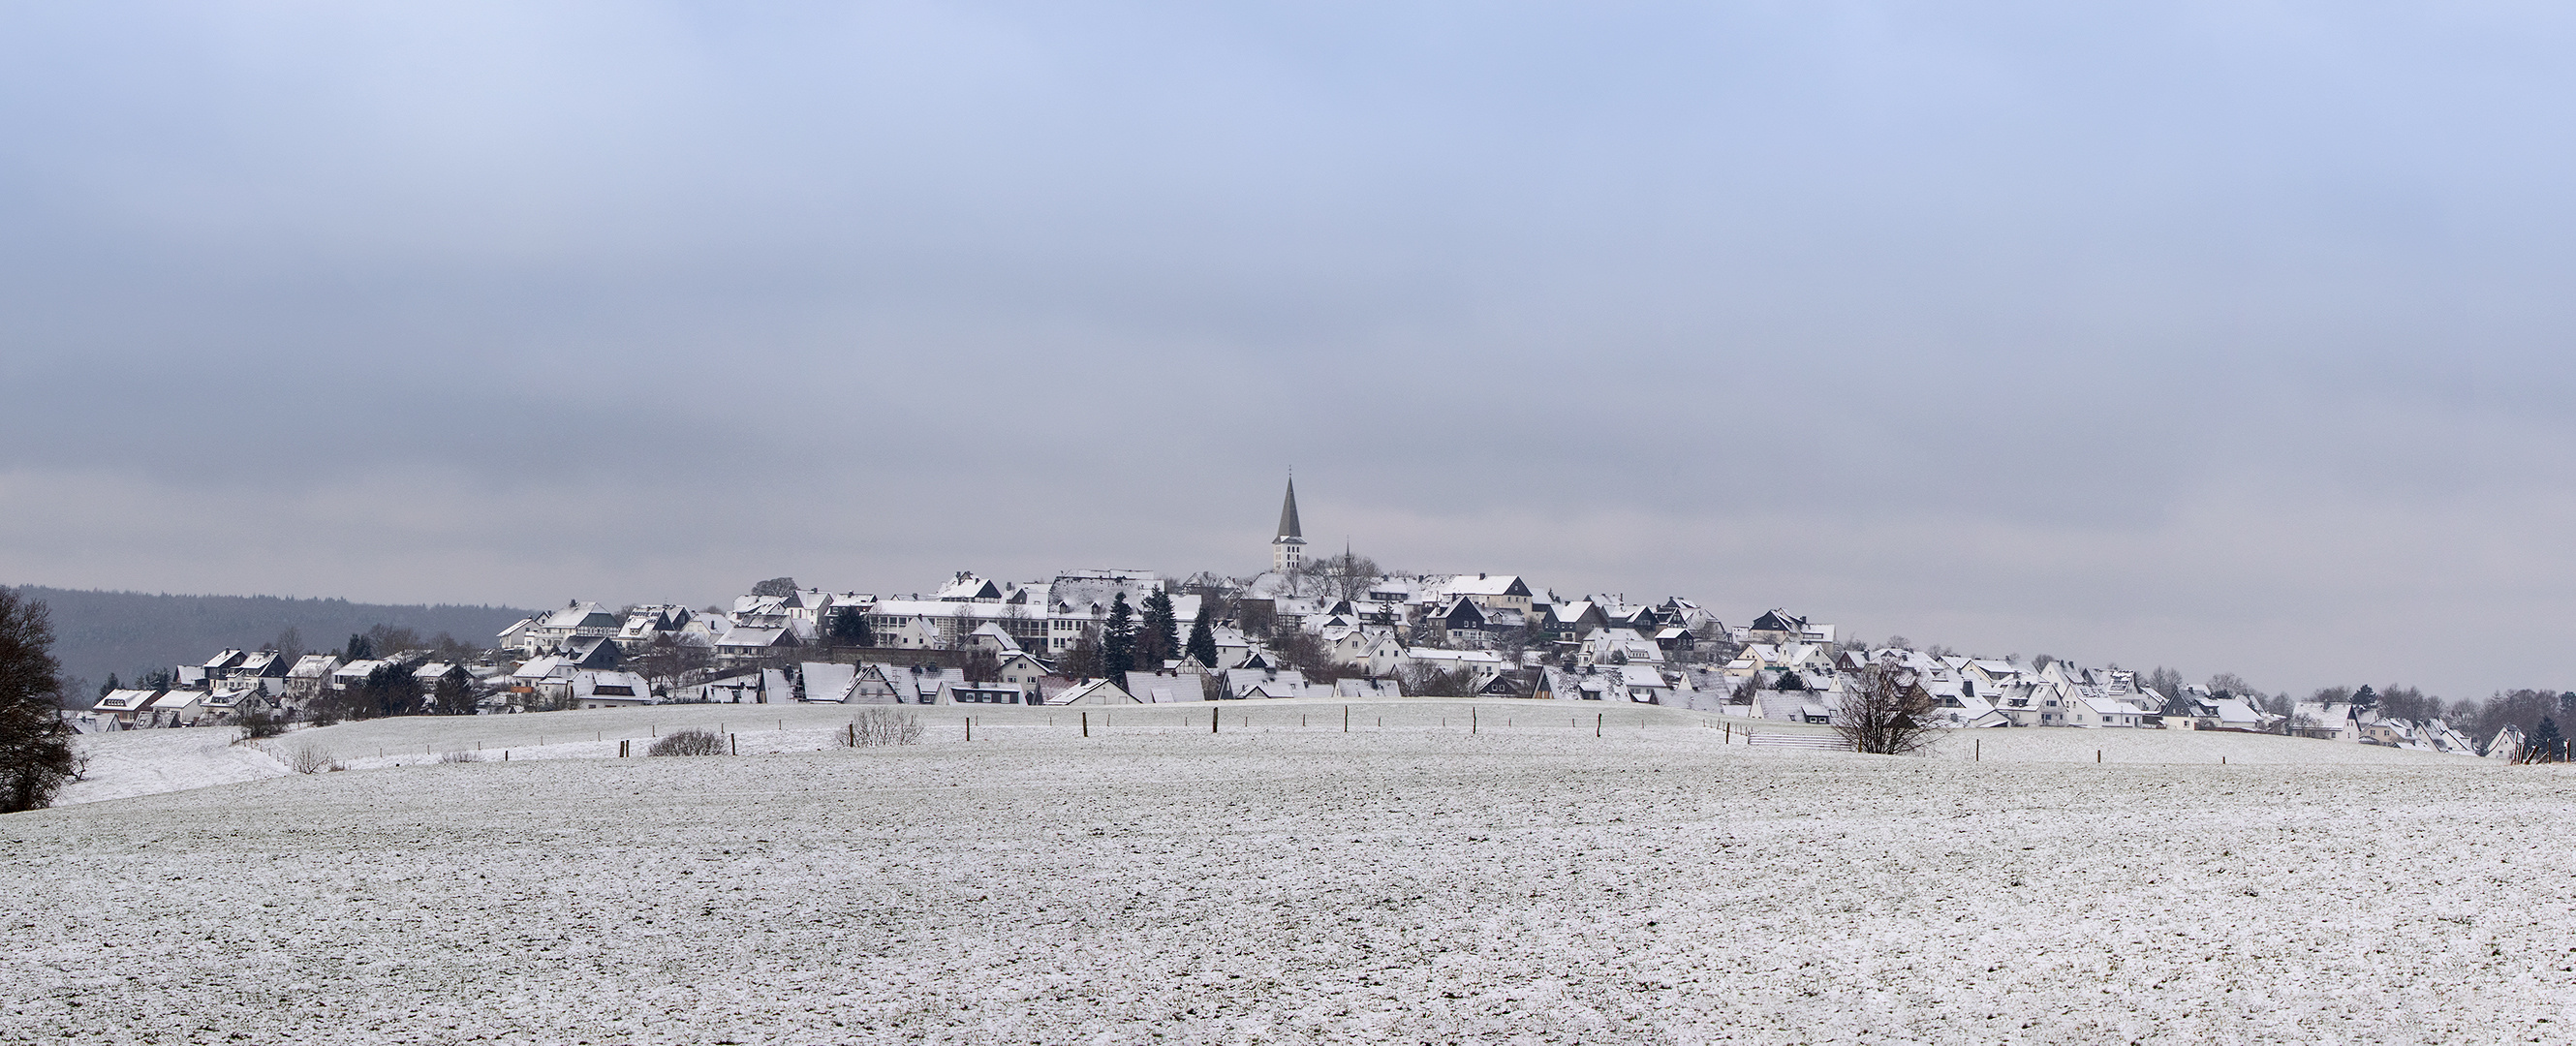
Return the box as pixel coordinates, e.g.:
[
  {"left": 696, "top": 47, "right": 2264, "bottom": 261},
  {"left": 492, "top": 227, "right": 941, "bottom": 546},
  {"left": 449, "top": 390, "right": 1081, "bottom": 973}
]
[{"left": 11, "top": 586, "right": 539, "bottom": 691}]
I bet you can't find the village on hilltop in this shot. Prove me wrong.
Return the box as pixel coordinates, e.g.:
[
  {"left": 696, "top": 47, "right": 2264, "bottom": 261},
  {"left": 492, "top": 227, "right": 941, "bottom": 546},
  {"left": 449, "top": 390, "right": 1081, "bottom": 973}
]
[{"left": 65, "top": 480, "right": 2538, "bottom": 759}]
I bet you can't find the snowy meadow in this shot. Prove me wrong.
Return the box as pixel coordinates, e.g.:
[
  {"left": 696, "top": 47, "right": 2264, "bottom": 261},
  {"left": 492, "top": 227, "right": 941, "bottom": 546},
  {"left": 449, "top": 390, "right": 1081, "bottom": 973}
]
[{"left": 6, "top": 702, "right": 2571, "bottom": 1044}]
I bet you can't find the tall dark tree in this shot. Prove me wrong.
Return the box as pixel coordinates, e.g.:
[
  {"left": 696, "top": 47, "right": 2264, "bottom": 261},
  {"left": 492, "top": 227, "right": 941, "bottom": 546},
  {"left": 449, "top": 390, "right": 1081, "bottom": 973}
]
[
  {"left": 99, "top": 674, "right": 119, "bottom": 697},
  {"left": 2529, "top": 717, "right": 2566, "bottom": 763},
  {"left": 1101, "top": 593, "right": 1137, "bottom": 677},
  {"left": 344, "top": 633, "right": 374, "bottom": 661},
  {"left": 431, "top": 666, "right": 477, "bottom": 716},
  {"left": 356, "top": 661, "right": 422, "bottom": 719},
  {"left": 0, "top": 590, "right": 78, "bottom": 813},
  {"left": 1137, "top": 590, "right": 1179, "bottom": 669},
  {"left": 828, "top": 608, "right": 874, "bottom": 648},
  {"left": 1185, "top": 604, "right": 1220, "bottom": 669},
  {"left": 750, "top": 576, "right": 798, "bottom": 598}
]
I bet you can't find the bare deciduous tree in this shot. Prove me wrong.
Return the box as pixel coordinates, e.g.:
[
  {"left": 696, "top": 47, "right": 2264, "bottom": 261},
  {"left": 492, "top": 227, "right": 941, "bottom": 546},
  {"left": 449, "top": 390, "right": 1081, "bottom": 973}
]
[{"left": 1832, "top": 661, "right": 1938, "bottom": 755}]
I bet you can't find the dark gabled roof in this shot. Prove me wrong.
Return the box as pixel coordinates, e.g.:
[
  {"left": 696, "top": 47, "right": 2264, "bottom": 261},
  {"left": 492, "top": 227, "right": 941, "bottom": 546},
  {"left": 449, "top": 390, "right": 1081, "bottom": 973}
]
[{"left": 1749, "top": 609, "right": 1806, "bottom": 631}]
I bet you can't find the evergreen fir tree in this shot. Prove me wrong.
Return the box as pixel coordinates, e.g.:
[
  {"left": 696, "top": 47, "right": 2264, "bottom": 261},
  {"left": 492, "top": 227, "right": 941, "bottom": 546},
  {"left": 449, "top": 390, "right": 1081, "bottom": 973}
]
[
  {"left": 1102, "top": 593, "right": 1137, "bottom": 677},
  {"left": 99, "top": 674, "right": 119, "bottom": 697},
  {"left": 1139, "top": 590, "right": 1179, "bottom": 669},
  {"left": 1186, "top": 604, "right": 1219, "bottom": 668},
  {"left": 2531, "top": 717, "right": 2566, "bottom": 762},
  {"left": 345, "top": 633, "right": 374, "bottom": 661}
]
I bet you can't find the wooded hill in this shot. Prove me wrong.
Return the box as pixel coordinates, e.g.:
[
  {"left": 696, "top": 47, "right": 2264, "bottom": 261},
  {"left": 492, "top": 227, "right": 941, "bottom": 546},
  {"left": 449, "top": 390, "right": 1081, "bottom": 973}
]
[{"left": 11, "top": 586, "right": 535, "bottom": 693}]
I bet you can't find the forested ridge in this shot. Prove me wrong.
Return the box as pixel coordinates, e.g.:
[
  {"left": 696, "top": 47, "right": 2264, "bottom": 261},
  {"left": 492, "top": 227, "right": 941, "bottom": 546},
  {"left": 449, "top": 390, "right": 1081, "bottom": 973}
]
[{"left": 9, "top": 586, "right": 534, "bottom": 693}]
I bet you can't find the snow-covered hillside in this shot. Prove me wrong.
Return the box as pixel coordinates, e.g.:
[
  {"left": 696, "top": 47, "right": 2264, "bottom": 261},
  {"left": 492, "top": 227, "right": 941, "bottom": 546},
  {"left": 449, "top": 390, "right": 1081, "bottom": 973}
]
[{"left": 9, "top": 702, "right": 2561, "bottom": 1044}]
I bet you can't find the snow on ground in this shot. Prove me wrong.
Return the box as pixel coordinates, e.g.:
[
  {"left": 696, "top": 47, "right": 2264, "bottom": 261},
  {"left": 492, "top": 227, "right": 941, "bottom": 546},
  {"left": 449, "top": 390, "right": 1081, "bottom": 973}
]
[
  {"left": 54, "top": 726, "right": 290, "bottom": 806},
  {"left": 11, "top": 701, "right": 2564, "bottom": 1044}
]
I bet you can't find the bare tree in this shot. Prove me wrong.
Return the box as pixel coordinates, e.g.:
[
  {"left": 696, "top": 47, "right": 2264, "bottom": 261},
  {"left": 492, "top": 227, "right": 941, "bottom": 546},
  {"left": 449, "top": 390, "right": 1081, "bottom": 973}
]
[
  {"left": 1832, "top": 661, "right": 1938, "bottom": 755},
  {"left": 1402, "top": 663, "right": 1477, "bottom": 697}
]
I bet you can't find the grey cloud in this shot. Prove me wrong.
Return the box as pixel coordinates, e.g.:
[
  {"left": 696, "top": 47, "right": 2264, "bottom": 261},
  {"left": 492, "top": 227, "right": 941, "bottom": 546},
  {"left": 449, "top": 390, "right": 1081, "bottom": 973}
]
[{"left": 7, "top": 2, "right": 2576, "bottom": 695}]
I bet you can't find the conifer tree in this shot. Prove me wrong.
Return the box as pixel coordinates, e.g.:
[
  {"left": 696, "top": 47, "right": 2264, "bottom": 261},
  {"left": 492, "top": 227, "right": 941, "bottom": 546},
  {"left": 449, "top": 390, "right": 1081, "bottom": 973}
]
[
  {"left": 1139, "top": 590, "right": 1179, "bottom": 669},
  {"left": 1102, "top": 593, "right": 1137, "bottom": 677},
  {"left": 2530, "top": 717, "right": 2566, "bottom": 763},
  {"left": 1186, "top": 604, "right": 1220, "bottom": 669}
]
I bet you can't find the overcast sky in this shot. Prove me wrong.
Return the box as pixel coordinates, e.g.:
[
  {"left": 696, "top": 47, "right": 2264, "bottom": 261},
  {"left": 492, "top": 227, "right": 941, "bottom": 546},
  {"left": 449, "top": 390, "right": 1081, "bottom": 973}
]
[{"left": 5, "top": 2, "right": 2575, "bottom": 698}]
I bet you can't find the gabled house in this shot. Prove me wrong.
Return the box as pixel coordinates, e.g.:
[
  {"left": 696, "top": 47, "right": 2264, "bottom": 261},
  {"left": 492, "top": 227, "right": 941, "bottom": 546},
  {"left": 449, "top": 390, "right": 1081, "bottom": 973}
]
[
  {"left": 91, "top": 689, "right": 158, "bottom": 727},
  {"left": 286, "top": 655, "right": 341, "bottom": 698},
  {"left": 571, "top": 670, "right": 655, "bottom": 709},
  {"left": 2290, "top": 701, "right": 2360, "bottom": 742},
  {"left": 1046, "top": 678, "right": 1136, "bottom": 705}
]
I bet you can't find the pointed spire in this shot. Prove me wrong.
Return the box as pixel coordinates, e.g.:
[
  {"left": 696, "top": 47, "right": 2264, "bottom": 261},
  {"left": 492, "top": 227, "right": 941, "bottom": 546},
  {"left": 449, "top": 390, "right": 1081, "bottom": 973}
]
[{"left": 1276, "top": 477, "right": 1303, "bottom": 539}]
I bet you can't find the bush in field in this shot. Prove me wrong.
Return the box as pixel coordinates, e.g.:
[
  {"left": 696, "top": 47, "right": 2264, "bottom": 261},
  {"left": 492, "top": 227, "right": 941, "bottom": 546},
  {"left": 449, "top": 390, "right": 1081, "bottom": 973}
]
[
  {"left": 271, "top": 742, "right": 341, "bottom": 775},
  {"left": 839, "top": 707, "right": 923, "bottom": 747},
  {"left": 437, "top": 749, "right": 481, "bottom": 764},
  {"left": 233, "top": 708, "right": 289, "bottom": 740},
  {"left": 648, "top": 728, "right": 726, "bottom": 756}
]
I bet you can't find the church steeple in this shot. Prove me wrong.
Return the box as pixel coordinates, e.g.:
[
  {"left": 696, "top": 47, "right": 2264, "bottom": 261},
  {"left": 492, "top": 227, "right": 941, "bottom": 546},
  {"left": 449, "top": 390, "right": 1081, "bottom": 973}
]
[{"left": 1271, "top": 476, "right": 1307, "bottom": 573}]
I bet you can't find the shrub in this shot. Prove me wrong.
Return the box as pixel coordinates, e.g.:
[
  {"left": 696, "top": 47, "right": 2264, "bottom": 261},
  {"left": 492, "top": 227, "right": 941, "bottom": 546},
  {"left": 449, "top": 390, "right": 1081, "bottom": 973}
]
[
  {"left": 840, "top": 707, "right": 924, "bottom": 747},
  {"left": 233, "top": 708, "right": 289, "bottom": 740},
  {"left": 272, "top": 742, "right": 341, "bottom": 775},
  {"left": 648, "top": 728, "right": 726, "bottom": 756},
  {"left": 436, "top": 750, "right": 481, "bottom": 764}
]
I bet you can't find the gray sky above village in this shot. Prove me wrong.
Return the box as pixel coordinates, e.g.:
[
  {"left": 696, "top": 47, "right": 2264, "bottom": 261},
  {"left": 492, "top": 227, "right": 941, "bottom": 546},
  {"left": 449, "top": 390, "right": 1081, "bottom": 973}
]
[{"left": 6, "top": 2, "right": 2575, "bottom": 699}]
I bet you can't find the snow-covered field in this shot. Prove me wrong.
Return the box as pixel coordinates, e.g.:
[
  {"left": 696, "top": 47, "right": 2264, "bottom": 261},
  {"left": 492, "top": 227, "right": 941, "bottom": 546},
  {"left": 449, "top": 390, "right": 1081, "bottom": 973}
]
[{"left": 9, "top": 701, "right": 2570, "bottom": 1044}]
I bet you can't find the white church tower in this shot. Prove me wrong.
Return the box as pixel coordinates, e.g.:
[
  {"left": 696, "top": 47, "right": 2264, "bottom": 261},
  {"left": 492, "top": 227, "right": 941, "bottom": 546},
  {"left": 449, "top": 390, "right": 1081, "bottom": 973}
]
[{"left": 1272, "top": 477, "right": 1307, "bottom": 574}]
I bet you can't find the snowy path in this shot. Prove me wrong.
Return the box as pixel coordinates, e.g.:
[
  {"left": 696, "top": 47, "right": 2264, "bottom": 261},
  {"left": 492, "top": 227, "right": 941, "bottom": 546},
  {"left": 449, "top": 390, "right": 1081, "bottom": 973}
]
[{"left": 8, "top": 706, "right": 2558, "bottom": 1044}]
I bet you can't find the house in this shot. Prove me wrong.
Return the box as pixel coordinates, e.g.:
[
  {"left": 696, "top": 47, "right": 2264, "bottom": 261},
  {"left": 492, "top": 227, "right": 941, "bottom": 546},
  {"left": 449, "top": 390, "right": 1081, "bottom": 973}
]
[
  {"left": 1045, "top": 678, "right": 1137, "bottom": 705},
  {"left": 91, "top": 689, "right": 158, "bottom": 727},
  {"left": 143, "top": 689, "right": 213, "bottom": 726},
  {"left": 1404, "top": 648, "right": 1506, "bottom": 687},
  {"left": 1745, "top": 610, "right": 1837, "bottom": 648},
  {"left": 519, "top": 600, "right": 623, "bottom": 655},
  {"left": 286, "top": 655, "right": 341, "bottom": 697},
  {"left": 1541, "top": 600, "right": 1608, "bottom": 644},
  {"left": 964, "top": 622, "right": 1027, "bottom": 655},
  {"left": 1442, "top": 573, "right": 1536, "bottom": 617},
  {"left": 227, "top": 650, "right": 290, "bottom": 684},
  {"left": 2487, "top": 725, "right": 2525, "bottom": 760},
  {"left": 559, "top": 635, "right": 622, "bottom": 670},
  {"left": 935, "top": 682, "right": 1033, "bottom": 704},
  {"left": 2066, "top": 695, "right": 2153, "bottom": 728},
  {"left": 331, "top": 659, "right": 389, "bottom": 691},
  {"left": 570, "top": 670, "right": 655, "bottom": 709},
  {"left": 1124, "top": 670, "right": 1206, "bottom": 703},
  {"left": 202, "top": 687, "right": 272, "bottom": 721},
  {"left": 1617, "top": 663, "right": 1674, "bottom": 704},
  {"left": 2290, "top": 701, "right": 2360, "bottom": 742},
  {"left": 800, "top": 661, "right": 858, "bottom": 703},
  {"left": 1223, "top": 667, "right": 1309, "bottom": 699},
  {"left": 715, "top": 627, "right": 800, "bottom": 661}
]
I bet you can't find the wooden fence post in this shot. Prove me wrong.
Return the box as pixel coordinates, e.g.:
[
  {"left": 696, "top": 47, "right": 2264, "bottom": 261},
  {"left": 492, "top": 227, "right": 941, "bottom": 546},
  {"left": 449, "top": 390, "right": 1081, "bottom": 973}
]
[
  {"left": 966, "top": 719, "right": 973, "bottom": 742},
  {"left": 1343, "top": 706, "right": 1349, "bottom": 732},
  {"left": 730, "top": 734, "right": 738, "bottom": 755},
  {"left": 1596, "top": 714, "right": 1602, "bottom": 738},
  {"left": 1082, "top": 712, "right": 1089, "bottom": 737},
  {"left": 1973, "top": 738, "right": 1979, "bottom": 762},
  {"left": 1212, "top": 706, "right": 1220, "bottom": 733}
]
